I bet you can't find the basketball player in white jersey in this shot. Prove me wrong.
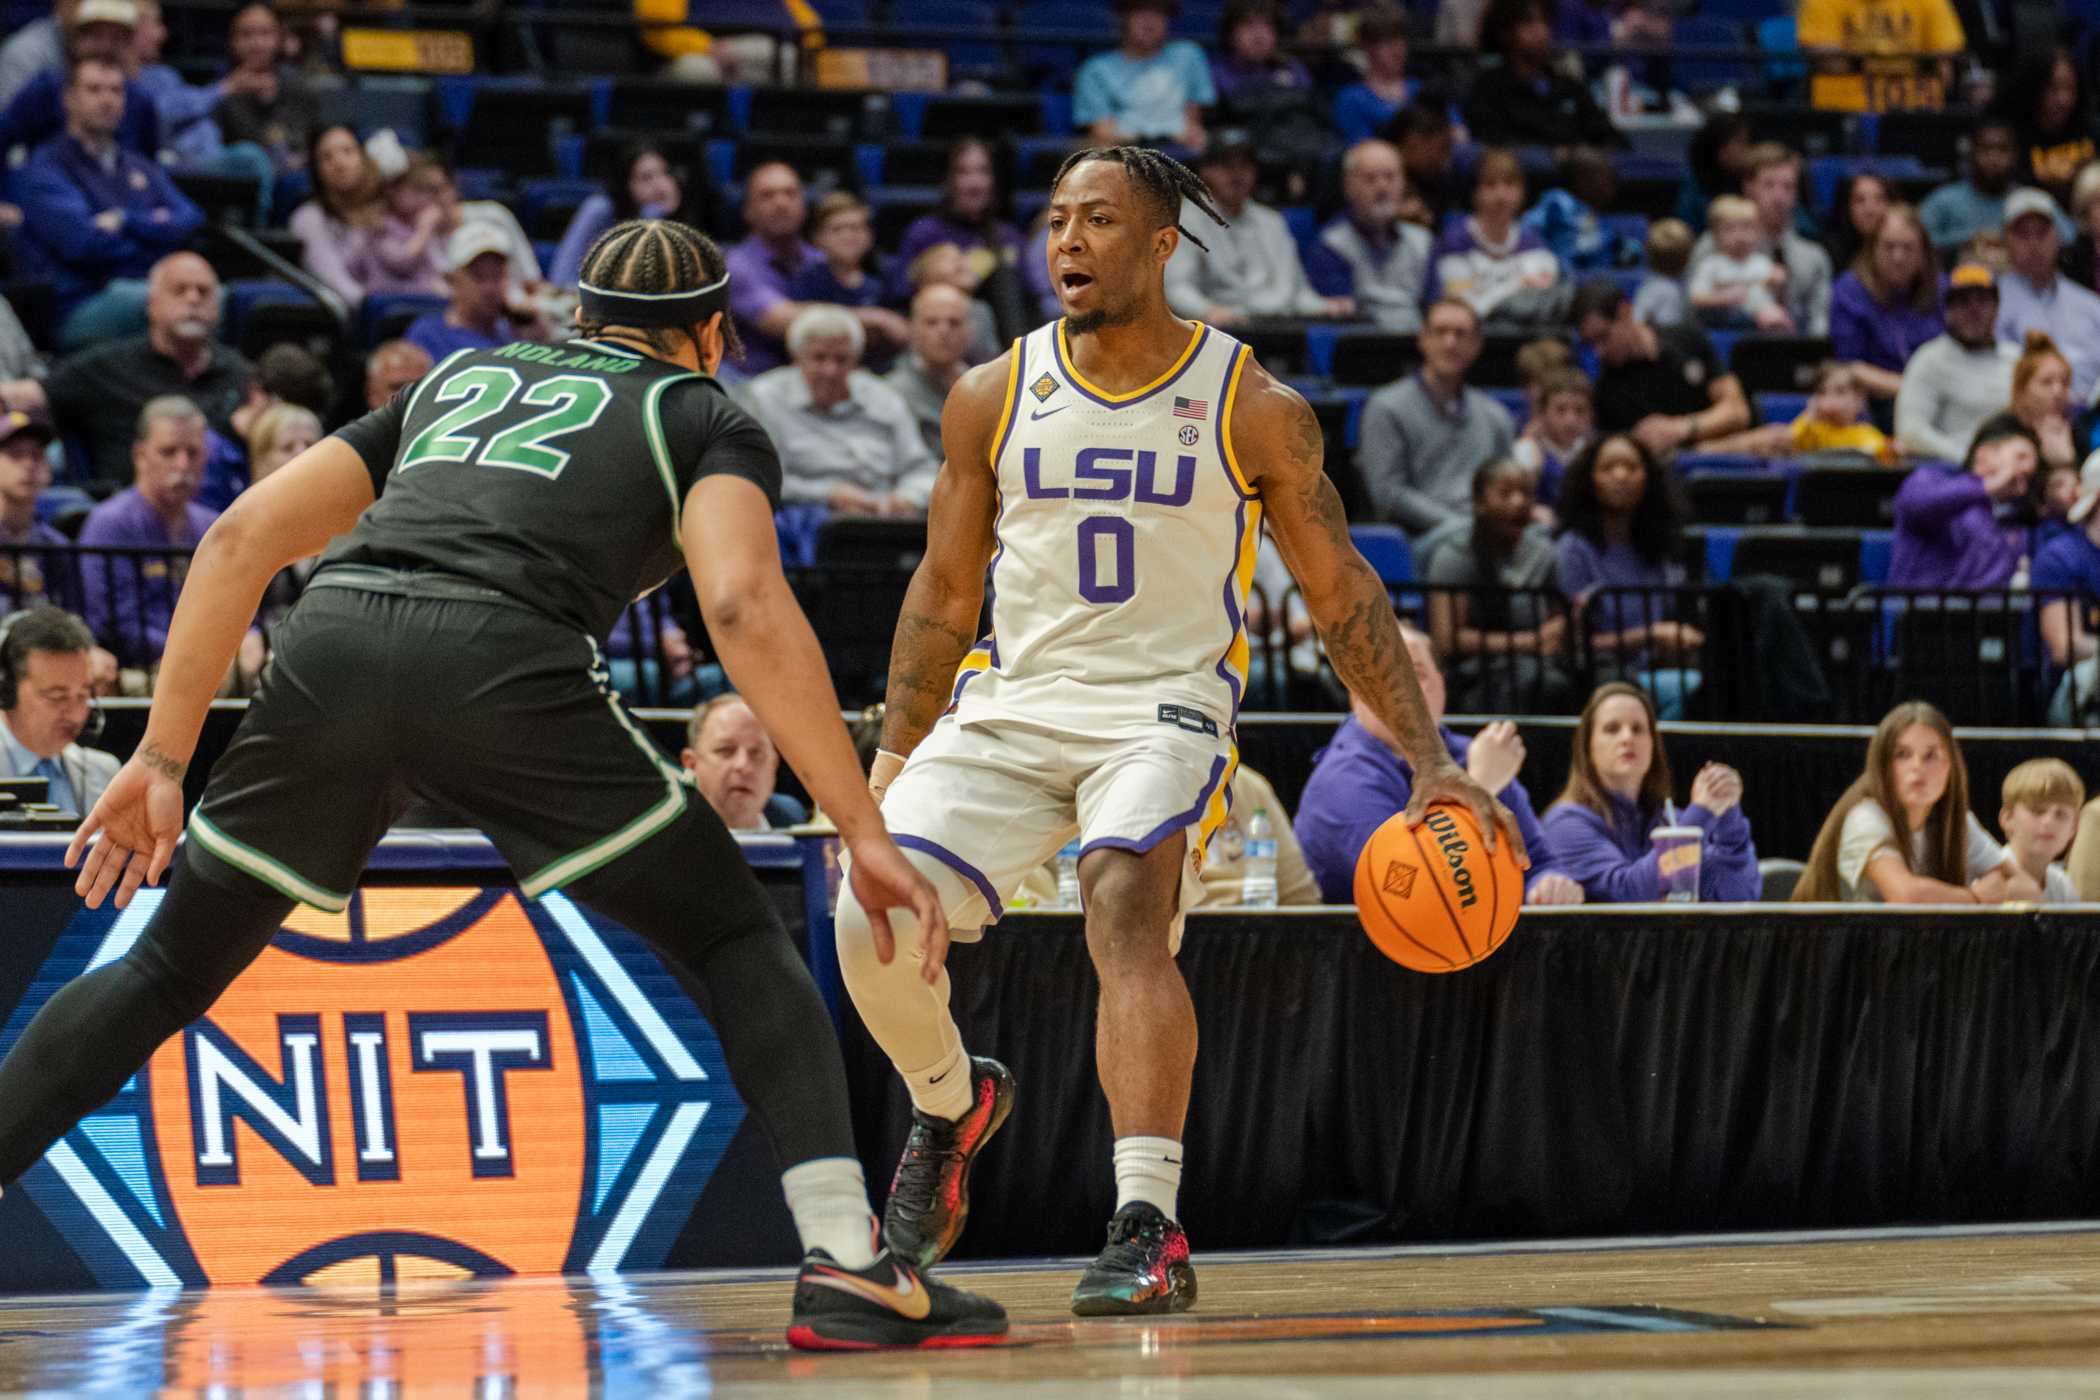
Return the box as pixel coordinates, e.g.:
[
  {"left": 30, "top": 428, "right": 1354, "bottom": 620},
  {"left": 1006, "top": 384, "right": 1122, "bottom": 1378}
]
[{"left": 835, "top": 147, "right": 1527, "bottom": 1314}]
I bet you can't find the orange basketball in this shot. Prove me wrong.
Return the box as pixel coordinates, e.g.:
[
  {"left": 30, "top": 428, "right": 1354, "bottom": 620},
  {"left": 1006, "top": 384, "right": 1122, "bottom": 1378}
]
[{"left": 1353, "top": 802, "right": 1522, "bottom": 973}]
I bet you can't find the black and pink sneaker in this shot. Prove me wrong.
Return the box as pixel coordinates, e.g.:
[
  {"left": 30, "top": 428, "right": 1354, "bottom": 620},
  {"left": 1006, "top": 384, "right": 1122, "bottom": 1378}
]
[
  {"left": 786, "top": 1248, "right": 1008, "bottom": 1351},
  {"left": 881, "top": 1056, "right": 1017, "bottom": 1268},
  {"left": 1069, "top": 1202, "right": 1196, "bottom": 1316}
]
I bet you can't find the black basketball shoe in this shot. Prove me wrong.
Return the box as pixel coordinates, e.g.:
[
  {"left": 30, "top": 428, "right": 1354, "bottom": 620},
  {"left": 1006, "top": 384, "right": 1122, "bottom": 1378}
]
[
  {"left": 1069, "top": 1202, "right": 1197, "bottom": 1316},
  {"left": 882, "top": 1057, "right": 1017, "bottom": 1268},
  {"left": 787, "top": 1248, "right": 1009, "bottom": 1350}
]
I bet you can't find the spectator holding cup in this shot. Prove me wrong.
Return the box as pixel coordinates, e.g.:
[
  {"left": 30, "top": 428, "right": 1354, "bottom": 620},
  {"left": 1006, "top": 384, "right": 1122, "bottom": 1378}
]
[{"left": 1541, "top": 681, "right": 1761, "bottom": 902}]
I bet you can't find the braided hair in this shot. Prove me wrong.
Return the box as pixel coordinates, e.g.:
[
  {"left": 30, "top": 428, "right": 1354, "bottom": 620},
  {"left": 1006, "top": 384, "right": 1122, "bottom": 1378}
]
[
  {"left": 576, "top": 218, "right": 744, "bottom": 365},
  {"left": 1049, "top": 145, "right": 1229, "bottom": 252}
]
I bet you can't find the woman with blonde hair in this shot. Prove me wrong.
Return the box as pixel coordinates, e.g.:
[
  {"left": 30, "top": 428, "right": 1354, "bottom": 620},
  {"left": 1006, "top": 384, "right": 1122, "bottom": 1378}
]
[
  {"left": 243, "top": 402, "right": 321, "bottom": 486},
  {"left": 1792, "top": 700, "right": 2036, "bottom": 902},
  {"left": 1540, "top": 681, "right": 1759, "bottom": 903}
]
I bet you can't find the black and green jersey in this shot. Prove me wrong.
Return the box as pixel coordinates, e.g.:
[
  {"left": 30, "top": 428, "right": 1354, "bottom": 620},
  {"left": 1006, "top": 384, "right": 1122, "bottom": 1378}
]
[{"left": 324, "top": 337, "right": 781, "bottom": 640}]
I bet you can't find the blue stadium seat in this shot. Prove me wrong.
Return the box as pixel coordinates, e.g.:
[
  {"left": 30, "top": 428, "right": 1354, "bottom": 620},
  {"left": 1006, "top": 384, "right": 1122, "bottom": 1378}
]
[
  {"left": 1675, "top": 453, "right": 1770, "bottom": 474},
  {"left": 1671, "top": 18, "right": 1750, "bottom": 93},
  {"left": 1859, "top": 531, "right": 1894, "bottom": 585},
  {"left": 1756, "top": 392, "right": 1811, "bottom": 425},
  {"left": 519, "top": 177, "right": 601, "bottom": 239},
  {"left": 1281, "top": 205, "right": 1318, "bottom": 259},
  {"left": 221, "top": 280, "right": 311, "bottom": 348},
  {"left": 1601, "top": 213, "right": 1649, "bottom": 256},
  {"left": 314, "top": 76, "right": 432, "bottom": 149},
  {"left": 1350, "top": 525, "right": 1415, "bottom": 587},
  {"left": 807, "top": 0, "right": 870, "bottom": 22},
  {"left": 900, "top": 0, "right": 1004, "bottom": 73},
  {"left": 1487, "top": 388, "right": 1528, "bottom": 422},
  {"left": 359, "top": 293, "right": 447, "bottom": 350}
]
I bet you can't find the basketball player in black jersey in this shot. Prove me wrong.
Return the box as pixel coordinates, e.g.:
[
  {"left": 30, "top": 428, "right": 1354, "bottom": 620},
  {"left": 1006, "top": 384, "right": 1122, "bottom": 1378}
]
[{"left": 0, "top": 220, "right": 1005, "bottom": 1351}]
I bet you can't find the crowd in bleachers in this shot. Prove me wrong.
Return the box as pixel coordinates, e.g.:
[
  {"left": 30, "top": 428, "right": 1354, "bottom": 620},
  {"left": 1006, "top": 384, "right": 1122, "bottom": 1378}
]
[{"left": 0, "top": 0, "right": 2096, "bottom": 878}]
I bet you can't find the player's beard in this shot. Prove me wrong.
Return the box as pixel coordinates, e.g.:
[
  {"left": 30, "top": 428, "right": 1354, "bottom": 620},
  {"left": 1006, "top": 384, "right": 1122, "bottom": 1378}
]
[{"left": 1065, "top": 303, "right": 1135, "bottom": 336}]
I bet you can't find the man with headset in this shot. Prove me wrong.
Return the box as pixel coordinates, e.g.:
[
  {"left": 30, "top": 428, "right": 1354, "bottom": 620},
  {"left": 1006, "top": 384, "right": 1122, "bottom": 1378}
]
[{"left": 0, "top": 606, "right": 115, "bottom": 816}]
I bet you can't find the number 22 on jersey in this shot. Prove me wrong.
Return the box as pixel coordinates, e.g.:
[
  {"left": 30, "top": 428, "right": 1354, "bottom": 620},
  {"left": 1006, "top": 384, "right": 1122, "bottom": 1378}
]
[{"left": 398, "top": 366, "right": 613, "bottom": 479}]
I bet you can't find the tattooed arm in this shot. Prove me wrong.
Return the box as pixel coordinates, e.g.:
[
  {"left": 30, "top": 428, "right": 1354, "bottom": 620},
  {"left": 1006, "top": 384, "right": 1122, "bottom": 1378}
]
[
  {"left": 873, "top": 352, "right": 1007, "bottom": 786},
  {"left": 1238, "top": 360, "right": 1528, "bottom": 861}
]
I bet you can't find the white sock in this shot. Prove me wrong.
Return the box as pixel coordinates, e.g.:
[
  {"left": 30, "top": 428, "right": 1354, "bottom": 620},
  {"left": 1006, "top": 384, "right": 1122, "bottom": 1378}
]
[
  {"left": 1113, "top": 1136, "right": 1184, "bottom": 1221},
  {"left": 905, "top": 1042, "right": 975, "bottom": 1122},
  {"left": 781, "top": 1157, "right": 878, "bottom": 1269}
]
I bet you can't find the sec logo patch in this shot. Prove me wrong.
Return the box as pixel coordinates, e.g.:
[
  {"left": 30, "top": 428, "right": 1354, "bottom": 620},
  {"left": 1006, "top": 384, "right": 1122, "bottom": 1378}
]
[{"left": 4, "top": 887, "right": 736, "bottom": 1288}]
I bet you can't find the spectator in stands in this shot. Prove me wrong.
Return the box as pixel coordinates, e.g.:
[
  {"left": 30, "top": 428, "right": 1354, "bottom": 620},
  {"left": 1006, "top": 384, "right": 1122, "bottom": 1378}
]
[
  {"left": 15, "top": 57, "right": 201, "bottom": 350},
  {"left": 884, "top": 283, "right": 971, "bottom": 456},
  {"left": 790, "top": 193, "right": 882, "bottom": 311},
  {"left": 1511, "top": 366, "right": 1592, "bottom": 513},
  {"left": 0, "top": 408, "right": 71, "bottom": 613},
  {"left": 1726, "top": 143, "right": 1832, "bottom": 334},
  {"left": 0, "top": 606, "right": 116, "bottom": 814},
  {"left": 1798, "top": 0, "right": 1963, "bottom": 115},
  {"left": 1886, "top": 417, "right": 2036, "bottom": 590},
  {"left": 1462, "top": 0, "right": 1620, "bottom": 150},
  {"left": 288, "top": 123, "right": 383, "bottom": 306},
  {"left": 1542, "top": 682, "right": 1758, "bottom": 902},
  {"left": 366, "top": 150, "right": 450, "bottom": 299},
  {"left": 2033, "top": 454, "right": 2081, "bottom": 555},
  {"left": 403, "top": 225, "right": 538, "bottom": 360},
  {"left": 0, "top": 296, "right": 44, "bottom": 383},
  {"left": 1996, "top": 186, "right": 2100, "bottom": 402},
  {"left": 1209, "top": 0, "right": 1311, "bottom": 102},
  {"left": 2061, "top": 162, "right": 2100, "bottom": 294},
  {"left": 2070, "top": 796, "right": 2100, "bottom": 898},
  {"left": 1430, "top": 149, "right": 1567, "bottom": 331},
  {"left": 1895, "top": 262, "right": 2014, "bottom": 462},
  {"left": 1422, "top": 457, "right": 1577, "bottom": 713},
  {"left": 1707, "top": 360, "right": 1896, "bottom": 462},
  {"left": 1988, "top": 332, "right": 2081, "bottom": 475},
  {"left": 1632, "top": 218, "right": 1692, "bottom": 327},
  {"left": 0, "top": 0, "right": 67, "bottom": 110},
  {"left": 434, "top": 166, "right": 545, "bottom": 311},
  {"left": 1554, "top": 432, "right": 1700, "bottom": 717},
  {"left": 129, "top": 0, "right": 234, "bottom": 175},
  {"left": 1674, "top": 112, "right": 1751, "bottom": 235},
  {"left": 1308, "top": 140, "right": 1431, "bottom": 331},
  {"left": 0, "top": 0, "right": 158, "bottom": 162},
  {"left": 680, "top": 693, "right": 783, "bottom": 832},
  {"left": 726, "top": 162, "right": 906, "bottom": 376},
  {"left": 1522, "top": 148, "right": 1634, "bottom": 275},
  {"left": 1358, "top": 298, "right": 1515, "bottom": 543},
  {"left": 1166, "top": 134, "right": 1343, "bottom": 323},
  {"left": 77, "top": 395, "right": 215, "bottom": 672},
  {"left": 1920, "top": 117, "right": 2028, "bottom": 254},
  {"left": 1074, "top": 0, "right": 1213, "bottom": 150},
  {"left": 1389, "top": 102, "right": 1460, "bottom": 230},
  {"left": 1331, "top": 5, "right": 1416, "bottom": 144},
  {"left": 744, "top": 305, "right": 935, "bottom": 516},
  {"left": 213, "top": 3, "right": 312, "bottom": 174},
  {"left": 894, "top": 242, "right": 999, "bottom": 365},
  {"left": 1690, "top": 194, "right": 1793, "bottom": 332},
  {"left": 890, "top": 138, "right": 1024, "bottom": 316},
  {"left": 242, "top": 400, "right": 316, "bottom": 486},
  {"left": 2034, "top": 456, "right": 2100, "bottom": 726},
  {"left": 364, "top": 338, "right": 429, "bottom": 411},
  {"left": 1295, "top": 622, "right": 1582, "bottom": 905},
  {"left": 1824, "top": 170, "right": 1892, "bottom": 271},
  {"left": 1571, "top": 279, "right": 1750, "bottom": 456},
  {"left": 252, "top": 341, "right": 330, "bottom": 421},
  {"left": 1996, "top": 760, "right": 2083, "bottom": 902},
  {"left": 2000, "top": 48, "right": 2096, "bottom": 215},
  {"left": 1830, "top": 202, "right": 1941, "bottom": 404},
  {"left": 9, "top": 251, "right": 247, "bottom": 489},
  {"left": 1793, "top": 701, "right": 2031, "bottom": 903},
  {"left": 549, "top": 143, "right": 696, "bottom": 290}
]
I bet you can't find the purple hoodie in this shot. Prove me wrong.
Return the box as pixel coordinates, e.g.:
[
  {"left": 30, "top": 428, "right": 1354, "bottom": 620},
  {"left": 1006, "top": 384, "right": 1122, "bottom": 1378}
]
[
  {"left": 1886, "top": 466, "right": 2026, "bottom": 590},
  {"left": 1540, "top": 792, "right": 1760, "bottom": 903}
]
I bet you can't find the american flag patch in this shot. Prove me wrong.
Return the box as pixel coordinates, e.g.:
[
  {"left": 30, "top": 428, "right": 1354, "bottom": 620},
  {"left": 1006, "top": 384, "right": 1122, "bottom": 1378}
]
[{"left": 1172, "top": 397, "right": 1208, "bottom": 419}]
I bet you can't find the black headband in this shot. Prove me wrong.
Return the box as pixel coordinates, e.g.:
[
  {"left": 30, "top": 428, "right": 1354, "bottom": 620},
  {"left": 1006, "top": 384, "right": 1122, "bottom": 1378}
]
[{"left": 577, "top": 272, "right": 730, "bottom": 329}]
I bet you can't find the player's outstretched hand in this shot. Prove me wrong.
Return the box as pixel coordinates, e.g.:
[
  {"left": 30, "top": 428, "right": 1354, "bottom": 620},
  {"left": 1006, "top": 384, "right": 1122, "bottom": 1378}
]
[
  {"left": 846, "top": 832, "right": 951, "bottom": 985},
  {"left": 1405, "top": 757, "right": 1530, "bottom": 869},
  {"left": 65, "top": 757, "right": 184, "bottom": 910}
]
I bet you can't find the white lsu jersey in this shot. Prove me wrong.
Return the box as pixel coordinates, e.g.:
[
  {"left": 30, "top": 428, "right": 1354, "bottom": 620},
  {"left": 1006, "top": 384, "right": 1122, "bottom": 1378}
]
[{"left": 946, "top": 319, "right": 1262, "bottom": 741}]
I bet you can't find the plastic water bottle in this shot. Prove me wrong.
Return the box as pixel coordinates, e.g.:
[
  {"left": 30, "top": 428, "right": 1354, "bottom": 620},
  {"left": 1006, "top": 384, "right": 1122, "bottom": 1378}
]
[
  {"left": 1055, "top": 840, "right": 1083, "bottom": 909},
  {"left": 1242, "top": 809, "right": 1279, "bottom": 908}
]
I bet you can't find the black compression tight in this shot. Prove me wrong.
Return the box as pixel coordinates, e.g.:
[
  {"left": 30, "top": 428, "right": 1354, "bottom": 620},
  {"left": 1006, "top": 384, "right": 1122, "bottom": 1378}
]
[{"left": 0, "top": 806, "right": 855, "bottom": 1187}]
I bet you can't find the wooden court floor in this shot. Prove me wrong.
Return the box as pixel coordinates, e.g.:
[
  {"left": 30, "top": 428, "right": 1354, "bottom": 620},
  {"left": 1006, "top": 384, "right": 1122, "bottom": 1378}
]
[{"left": 5, "top": 1223, "right": 2100, "bottom": 1395}]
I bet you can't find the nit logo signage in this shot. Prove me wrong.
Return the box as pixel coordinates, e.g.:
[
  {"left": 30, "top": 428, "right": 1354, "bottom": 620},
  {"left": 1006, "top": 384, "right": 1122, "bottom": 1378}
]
[{"left": 2, "top": 887, "right": 735, "bottom": 1288}]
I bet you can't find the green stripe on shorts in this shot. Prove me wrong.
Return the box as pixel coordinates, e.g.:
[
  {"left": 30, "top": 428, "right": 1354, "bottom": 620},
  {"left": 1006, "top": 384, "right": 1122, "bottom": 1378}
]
[{"left": 188, "top": 812, "right": 353, "bottom": 913}]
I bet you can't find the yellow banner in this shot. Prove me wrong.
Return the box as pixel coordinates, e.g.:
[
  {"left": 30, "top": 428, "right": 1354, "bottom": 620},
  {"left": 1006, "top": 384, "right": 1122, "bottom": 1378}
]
[{"left": 341, "top": 28, "right": 476, "bottom": 75}]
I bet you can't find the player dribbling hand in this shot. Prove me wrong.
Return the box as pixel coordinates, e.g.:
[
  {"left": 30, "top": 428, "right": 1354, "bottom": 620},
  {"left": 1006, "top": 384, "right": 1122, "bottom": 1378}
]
[{"left": 66, "top": 753, "right": 184, "bottom": 910}]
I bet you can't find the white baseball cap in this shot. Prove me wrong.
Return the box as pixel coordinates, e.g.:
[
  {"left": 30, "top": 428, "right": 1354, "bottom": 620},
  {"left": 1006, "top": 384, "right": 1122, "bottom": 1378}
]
[
  {"left": 72, "top": 0, "right": 138, "bottom": 27},
  {"left": 2003, "top": 186, "right": 2063, "bottom": 232},
  {"left": 446, "top": 222, "right": 513, "bottom": 270}
]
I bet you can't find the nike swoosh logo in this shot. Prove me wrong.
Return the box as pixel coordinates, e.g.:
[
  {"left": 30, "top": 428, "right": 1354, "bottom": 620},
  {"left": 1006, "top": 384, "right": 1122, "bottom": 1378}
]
[
  {"left": 807, "top": 1263, "right": 932, "bottom": 1319},
  {"left": 1030, "top": 406, "right": 1068, "bottom": 420},
  {"left": 929, "top": 1066, "right": 954, "bottom": 1084}
]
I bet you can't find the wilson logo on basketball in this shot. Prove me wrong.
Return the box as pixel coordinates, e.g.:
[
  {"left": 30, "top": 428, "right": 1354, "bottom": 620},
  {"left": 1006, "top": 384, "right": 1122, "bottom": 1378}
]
[
  {"left": 6, "top": 888, "right": 737, "bottom": 1289},
  {"left": 1382, "top": 860, "right": 1418, "bottom": 898},
  {"left": 1422, "top": 810, "right": 1478, "bottom": 909}
]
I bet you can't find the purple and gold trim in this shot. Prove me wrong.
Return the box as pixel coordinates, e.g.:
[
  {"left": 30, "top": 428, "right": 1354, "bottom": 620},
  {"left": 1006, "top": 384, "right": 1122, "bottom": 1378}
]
[{"left": 1052, "top": 320, "right": 1210, "bottom": 409}]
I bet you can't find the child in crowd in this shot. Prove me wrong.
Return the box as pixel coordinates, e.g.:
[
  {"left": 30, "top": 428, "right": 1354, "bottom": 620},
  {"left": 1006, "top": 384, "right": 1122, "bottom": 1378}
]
[
  {"left": 789, "top": 193, "right": 883, "bottom": 310},
  {"left": 1705, "top": 362, "right": 1896, "bottom": 462},
  {"left": 1998, "top": 758, "right": 2084, "bottom": 902},
  {"left": 1513, "top": 337, "right": 1572, "bottom": 430},
  {"left": 1522, "top": 148, "right": 1638, "bottom": 273},
  {"left": 2034, "top": 456, "right": 2082, "bottom": 554},
  {"left": 1511, "top": 366, "right": 1593, "bottom": 512},
  {"left": 1430, "top": 148, "right": 1568, "bottom": 329},
  {"left": 1632, "top": 217, "right": 1692, "bottom": 327},
  {"left": 1690, "top": 195, "right": 1792, "bottom": 331}
]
